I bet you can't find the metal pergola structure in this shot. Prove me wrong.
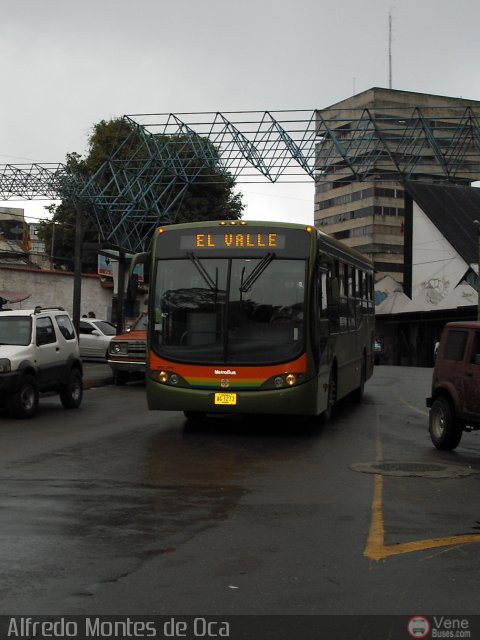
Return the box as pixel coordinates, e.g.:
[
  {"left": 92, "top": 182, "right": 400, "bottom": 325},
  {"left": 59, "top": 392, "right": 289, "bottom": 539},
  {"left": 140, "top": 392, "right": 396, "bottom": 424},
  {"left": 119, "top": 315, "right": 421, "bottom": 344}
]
[
  {"left": 2, "top": 105, "right": 480, "bottom": 333},
  {"left": 2, "top": 106, "right": 480, "bottom": 254}
]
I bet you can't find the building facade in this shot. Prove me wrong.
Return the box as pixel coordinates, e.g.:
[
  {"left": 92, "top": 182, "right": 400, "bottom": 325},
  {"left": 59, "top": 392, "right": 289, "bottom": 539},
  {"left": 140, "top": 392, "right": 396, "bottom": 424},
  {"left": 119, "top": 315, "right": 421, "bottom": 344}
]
[
  {"left": 314, "top": 87, "right": 480, "bottom": 283},
  {"left": 375, "top": 182, "right": 480, "bottom": 366}
]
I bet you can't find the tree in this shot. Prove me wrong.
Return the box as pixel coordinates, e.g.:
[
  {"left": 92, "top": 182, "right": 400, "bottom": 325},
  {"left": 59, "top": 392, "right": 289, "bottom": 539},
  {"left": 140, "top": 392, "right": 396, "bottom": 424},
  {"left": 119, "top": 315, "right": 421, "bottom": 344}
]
[
  {"left": 38, "top": 117, "right": 245, "bottom": 268},
  {"left": 37, "top": 153, "right": 100, "bottom": 272}
]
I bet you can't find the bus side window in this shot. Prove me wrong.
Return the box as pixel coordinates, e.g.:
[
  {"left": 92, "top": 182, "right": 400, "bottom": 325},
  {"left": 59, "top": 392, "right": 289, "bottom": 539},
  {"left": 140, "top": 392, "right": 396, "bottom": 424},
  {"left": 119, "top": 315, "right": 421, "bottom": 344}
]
[
  {"left": 327, "top": 273, "right": 340, "bottom": 333},
  {"left": 317, "top": 271, "right": 328, "bottom": 318},
  {"left": 320, "top": 272, "right": 328, "bottom": 314},
  {"left": 348, "top": 265, "right": 354, "bottom": 298},
  {"left": 338, "top": 262, "right": 345, "bottom": 297},
  {"left": 367, "top": 273, "right": 374, "bottom": 310}
]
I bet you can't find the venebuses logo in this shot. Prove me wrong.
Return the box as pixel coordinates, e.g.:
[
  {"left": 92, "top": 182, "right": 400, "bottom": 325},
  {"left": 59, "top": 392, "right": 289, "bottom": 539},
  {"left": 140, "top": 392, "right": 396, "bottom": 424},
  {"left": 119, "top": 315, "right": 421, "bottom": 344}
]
[
  {"left": 407, "top": 615, "right": 472, "bottom": 639},
  {"left": 407, "top": 616, "right": 430, "bottom": 638},
  {"left": 214, "top": 369, "right": 237, "bottom": 375}
]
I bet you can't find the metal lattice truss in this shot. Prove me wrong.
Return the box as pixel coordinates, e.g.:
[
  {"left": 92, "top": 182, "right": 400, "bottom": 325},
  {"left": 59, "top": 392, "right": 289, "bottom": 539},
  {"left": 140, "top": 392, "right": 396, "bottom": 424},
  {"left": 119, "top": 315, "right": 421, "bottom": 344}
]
[
  {"left": 2, "top": 106, "right": 480, "bottom": 252},
  {"left": 0, "top": 163, "right": 66, "bottom": 200},
  {"left": 315, "top": 105, "right": 480, "bottom": 182},
  {"left": 127, "top": 110, "right": 318, "bottom": 182}
]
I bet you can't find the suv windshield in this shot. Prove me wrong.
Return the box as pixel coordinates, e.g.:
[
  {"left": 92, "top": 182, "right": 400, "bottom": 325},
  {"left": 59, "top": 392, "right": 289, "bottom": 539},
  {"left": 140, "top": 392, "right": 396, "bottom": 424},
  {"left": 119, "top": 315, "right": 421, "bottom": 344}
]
[
  {"left": 0, "top": 316, "right": 32, "bottom": 346},
  {"left": 153, "top": 256, "right": 306, "bottom": 364}
]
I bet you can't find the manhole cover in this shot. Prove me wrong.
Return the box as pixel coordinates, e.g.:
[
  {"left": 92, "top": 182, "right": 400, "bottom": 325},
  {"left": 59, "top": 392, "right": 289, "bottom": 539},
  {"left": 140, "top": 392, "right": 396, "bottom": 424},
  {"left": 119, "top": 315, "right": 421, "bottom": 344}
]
[
  {"left": 377, "top": 462, "right": 442, "bottom": 473},
  {"left": 350, "top": 461, "right": 480, "bottom": 478}
]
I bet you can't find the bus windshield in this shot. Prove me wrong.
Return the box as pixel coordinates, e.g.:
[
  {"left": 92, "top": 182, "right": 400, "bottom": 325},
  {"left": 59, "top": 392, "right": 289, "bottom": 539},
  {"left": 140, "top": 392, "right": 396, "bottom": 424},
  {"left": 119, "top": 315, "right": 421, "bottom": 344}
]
[{"left": 153, "top": 255, "right": 306, "bottom": 364}]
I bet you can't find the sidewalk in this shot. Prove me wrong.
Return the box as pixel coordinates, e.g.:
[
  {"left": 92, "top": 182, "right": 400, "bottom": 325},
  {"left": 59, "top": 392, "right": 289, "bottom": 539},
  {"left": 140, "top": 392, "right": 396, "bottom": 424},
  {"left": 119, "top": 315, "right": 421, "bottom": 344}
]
[{"left": 82, "top": 361, "right": 114, "bottom": 389}]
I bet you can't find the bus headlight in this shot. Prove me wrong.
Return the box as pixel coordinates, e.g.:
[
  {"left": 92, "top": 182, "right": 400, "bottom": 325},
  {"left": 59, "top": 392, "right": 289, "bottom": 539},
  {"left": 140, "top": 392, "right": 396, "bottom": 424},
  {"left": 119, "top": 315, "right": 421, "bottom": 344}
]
[
  {"left": 152, "top": 369, "right": 186, "bottom": 386},
  {"left": 268, "top": 373, "right": 304, "bottom": 389}
]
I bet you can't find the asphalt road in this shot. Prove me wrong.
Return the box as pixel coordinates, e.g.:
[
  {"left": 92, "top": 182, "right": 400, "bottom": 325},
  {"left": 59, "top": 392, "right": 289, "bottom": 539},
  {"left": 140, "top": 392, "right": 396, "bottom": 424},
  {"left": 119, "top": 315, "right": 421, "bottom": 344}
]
[{"left": 0, "top": 365, "right": 480, "bottom": 625}]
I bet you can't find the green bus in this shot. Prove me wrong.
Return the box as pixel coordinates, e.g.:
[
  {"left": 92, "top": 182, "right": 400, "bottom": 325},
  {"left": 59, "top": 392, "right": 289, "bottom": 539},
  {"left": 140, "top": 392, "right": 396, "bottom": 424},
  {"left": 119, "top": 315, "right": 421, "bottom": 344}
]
[{"left": 140, "top": 220, "right": 375, "bottom": 421}]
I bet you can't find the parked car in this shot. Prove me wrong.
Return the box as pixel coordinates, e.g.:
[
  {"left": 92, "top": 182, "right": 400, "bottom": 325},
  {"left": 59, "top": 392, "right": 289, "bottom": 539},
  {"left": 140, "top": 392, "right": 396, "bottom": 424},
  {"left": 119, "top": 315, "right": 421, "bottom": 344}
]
[
  {"left": 79, "top": 318, "right": 116, "bottom": 360},
  {"left": 107, "top": 313, "right": 148, "bottom": 385},
  {"left": 0, "top": 306, "right": 83, "bottom": 418},
  {"left": 426, "top": 321, "right": 480, "bottom": 450}
]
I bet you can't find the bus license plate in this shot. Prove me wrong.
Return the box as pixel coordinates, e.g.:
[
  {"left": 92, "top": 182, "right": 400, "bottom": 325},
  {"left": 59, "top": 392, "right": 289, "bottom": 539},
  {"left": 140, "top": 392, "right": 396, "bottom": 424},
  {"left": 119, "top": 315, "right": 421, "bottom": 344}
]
[{"left": 214, "top": 393, "right": 237, "bottom": 406}]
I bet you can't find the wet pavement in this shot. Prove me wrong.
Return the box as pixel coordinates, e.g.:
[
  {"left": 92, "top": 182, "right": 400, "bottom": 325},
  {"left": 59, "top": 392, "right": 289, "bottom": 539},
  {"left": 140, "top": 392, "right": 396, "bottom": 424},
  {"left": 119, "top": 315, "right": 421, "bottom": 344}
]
[
  {"left": 1, "top": 366, "right": 480, "bottom": 617},
  {"left": 82, "top": 360, "right": 114, "bottom": 389}
]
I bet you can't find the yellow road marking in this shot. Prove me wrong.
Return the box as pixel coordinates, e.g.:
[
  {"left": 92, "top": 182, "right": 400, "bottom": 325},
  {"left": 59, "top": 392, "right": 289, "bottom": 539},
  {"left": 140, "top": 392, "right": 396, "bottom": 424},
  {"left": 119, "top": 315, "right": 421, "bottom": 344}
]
[
  {"left": 364, "top": 411, "right": 480, "bottom": 561},
  {"left": 395, "top": 391, "right": 429, "bottom": 417}
]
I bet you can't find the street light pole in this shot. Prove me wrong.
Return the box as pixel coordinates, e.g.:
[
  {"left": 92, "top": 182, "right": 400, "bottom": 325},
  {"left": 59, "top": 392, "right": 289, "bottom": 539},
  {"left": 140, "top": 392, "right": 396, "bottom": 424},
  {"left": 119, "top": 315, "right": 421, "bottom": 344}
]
[
  {"left": 475, "top": 220, "right": 480, "bottom": 321},
  {"left": 73, "top": 201, "right": 85, "bottom": 336}
]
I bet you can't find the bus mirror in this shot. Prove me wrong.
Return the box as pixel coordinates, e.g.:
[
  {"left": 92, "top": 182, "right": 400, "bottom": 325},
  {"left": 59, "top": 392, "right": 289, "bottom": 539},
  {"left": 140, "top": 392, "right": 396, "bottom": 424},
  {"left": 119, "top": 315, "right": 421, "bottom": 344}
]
[
  {"left": 129, "top": 252, "right": 149, "bottom": 278},
  {"left": 330, "top": 277, "right": 340, "bottom": 305}
]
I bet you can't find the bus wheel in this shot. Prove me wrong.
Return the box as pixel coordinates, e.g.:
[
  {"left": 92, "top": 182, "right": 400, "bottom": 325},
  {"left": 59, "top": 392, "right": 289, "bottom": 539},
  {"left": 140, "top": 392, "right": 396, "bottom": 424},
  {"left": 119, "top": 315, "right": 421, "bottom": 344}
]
[
  {"left": 322, "top": 371, "right": 337, "bottom": 423},
  {"left": 351, "top": 359, "right": 366, "bottom": 403}
]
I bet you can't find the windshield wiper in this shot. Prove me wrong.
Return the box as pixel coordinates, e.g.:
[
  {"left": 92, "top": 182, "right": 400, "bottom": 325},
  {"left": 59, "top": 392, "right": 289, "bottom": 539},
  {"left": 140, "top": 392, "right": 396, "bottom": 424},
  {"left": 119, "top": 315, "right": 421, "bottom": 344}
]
[
  {"left": 239, "top": 253, "right": 275, "bottom": 293},
  {"left": 187, "top": 252, "right": 218, "bottom": 291}
]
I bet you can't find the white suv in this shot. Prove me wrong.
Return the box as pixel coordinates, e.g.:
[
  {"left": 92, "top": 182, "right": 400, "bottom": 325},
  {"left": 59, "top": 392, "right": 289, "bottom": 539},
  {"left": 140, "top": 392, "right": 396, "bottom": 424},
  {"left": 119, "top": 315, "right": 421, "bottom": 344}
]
[{"left": 0, "top": 307, "right": 83, "bottom": 418}]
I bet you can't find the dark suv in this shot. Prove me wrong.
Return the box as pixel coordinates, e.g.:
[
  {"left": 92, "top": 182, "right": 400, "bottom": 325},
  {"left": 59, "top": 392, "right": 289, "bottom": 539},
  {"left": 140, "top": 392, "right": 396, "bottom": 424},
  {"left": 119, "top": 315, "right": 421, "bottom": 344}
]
[{"left": 426, "top": 321, "right": 480, "bottom": 450}]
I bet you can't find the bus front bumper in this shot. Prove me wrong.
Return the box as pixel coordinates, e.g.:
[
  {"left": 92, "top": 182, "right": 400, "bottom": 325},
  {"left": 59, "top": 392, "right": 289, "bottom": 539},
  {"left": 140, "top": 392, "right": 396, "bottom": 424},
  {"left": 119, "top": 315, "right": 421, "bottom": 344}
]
[{"left": 146, "top": 376, "right": 322, "bottom": 416}]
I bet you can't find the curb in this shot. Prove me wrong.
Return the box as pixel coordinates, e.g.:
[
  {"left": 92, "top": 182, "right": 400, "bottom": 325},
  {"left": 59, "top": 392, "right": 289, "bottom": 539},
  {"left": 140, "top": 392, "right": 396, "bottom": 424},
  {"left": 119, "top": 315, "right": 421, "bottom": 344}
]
[{"left": 83, "top": 376, "right": 114, "bottom": 390}]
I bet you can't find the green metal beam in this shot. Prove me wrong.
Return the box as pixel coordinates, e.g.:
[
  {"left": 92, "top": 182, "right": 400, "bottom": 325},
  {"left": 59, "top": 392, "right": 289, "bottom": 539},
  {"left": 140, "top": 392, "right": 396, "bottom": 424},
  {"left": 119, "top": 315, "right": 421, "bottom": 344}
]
[{"left": 2, "top": 107, "right": 480, "bottom": 252}]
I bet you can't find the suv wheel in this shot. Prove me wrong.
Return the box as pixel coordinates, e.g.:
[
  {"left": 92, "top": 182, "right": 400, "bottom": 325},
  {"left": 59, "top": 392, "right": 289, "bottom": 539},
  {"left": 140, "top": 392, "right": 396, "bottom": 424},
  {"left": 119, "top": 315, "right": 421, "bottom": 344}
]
[
  {"left": 60, "top": 368, "right": 83, "bottom": 409},
  {"left": 9, "top": 374, "right": 39, "bottom": 419},
  {"left": 429, "top": 396, "right": 463, "bottom": 450}
]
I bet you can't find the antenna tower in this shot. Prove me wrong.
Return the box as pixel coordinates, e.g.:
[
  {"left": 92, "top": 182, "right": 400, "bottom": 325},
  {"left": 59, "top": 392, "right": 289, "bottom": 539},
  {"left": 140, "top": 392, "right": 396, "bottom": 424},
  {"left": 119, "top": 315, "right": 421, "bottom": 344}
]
[{"left": 389, "top": 9, "right": 393, "bottom": 89}]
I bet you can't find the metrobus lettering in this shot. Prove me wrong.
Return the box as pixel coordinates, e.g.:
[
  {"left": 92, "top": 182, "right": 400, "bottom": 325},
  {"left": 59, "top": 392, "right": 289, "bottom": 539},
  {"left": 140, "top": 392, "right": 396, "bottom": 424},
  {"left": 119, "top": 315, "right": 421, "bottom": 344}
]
[{"left": 214, "top": 369, "right": 237, "bottom": 375}]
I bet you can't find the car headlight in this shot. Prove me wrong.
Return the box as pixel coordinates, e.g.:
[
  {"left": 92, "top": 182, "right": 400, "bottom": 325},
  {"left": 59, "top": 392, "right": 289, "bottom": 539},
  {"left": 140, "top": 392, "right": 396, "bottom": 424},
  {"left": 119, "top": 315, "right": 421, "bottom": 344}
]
[
  {"left": 0, "top": 358, "right": 11, "bottom": 373},
  {"left": 110, "top": 343, "right": 128, "bottom": 355}
]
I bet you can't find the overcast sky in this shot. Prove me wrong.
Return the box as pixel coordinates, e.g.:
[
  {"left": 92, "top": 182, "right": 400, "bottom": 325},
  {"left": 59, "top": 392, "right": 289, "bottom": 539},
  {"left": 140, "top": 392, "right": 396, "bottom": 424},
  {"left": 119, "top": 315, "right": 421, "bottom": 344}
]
[{"left": 2, "top": 0, "right": 480, "bottom": 224}]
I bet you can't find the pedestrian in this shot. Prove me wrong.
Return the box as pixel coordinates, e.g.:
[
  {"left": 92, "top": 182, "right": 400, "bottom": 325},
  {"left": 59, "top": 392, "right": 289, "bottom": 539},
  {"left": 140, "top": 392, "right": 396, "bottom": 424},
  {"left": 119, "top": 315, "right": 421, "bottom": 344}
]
[{"left": 88, "top": 311, "right": 96, "bottom": 318}]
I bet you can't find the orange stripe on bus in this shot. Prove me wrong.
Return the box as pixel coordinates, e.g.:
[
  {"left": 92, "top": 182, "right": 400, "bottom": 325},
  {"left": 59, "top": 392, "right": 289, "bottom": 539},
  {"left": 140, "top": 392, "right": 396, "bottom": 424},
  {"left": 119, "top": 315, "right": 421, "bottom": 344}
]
[{"left": 149, "top": 352, "right": 307, "bottom": 382}]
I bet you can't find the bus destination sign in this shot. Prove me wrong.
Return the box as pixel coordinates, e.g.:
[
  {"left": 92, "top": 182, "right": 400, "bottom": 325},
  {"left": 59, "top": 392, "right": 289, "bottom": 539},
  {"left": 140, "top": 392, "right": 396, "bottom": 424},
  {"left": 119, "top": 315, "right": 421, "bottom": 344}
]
[{"left": 180, "top": 231, "right": 286, "bottom": 251}]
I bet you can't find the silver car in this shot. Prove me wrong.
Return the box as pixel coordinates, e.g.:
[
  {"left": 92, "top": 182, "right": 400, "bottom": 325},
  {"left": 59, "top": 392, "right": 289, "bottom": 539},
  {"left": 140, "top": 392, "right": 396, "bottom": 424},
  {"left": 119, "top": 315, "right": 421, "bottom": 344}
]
[{"left": 79, "top": 319, "right": 116, "bottom": 360}]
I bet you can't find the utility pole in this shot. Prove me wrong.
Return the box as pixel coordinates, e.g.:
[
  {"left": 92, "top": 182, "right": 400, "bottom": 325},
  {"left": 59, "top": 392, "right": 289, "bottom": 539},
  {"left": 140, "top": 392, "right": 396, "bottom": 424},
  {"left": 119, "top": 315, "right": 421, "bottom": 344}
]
[
  {"left": 50, "top": 222, "right": 55, "bottom": 270},
  {"left": 73, "top": 201, "right": 85, "bottom": 336},
  {"left": 116, "top": 247, "right": 126, "bottom": 335},
  {"left": 475, "top": 220, "right": 480, "bottom": 320}
]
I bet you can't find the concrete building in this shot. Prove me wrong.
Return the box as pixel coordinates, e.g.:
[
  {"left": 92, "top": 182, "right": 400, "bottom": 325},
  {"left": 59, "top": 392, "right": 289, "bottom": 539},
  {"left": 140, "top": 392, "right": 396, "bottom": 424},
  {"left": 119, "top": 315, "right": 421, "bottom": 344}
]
[
  {"left": 375, "top": 181, "right": 480, "bottom": 366},
  {"left": 314, "top": 88, "right": 480, "bottom": 283},
  {"left": 0, "top": 207, "right": 118, "bottom": 319},
  {"left": 0, "top": 206, "right": 31, "bottom": 266}
]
